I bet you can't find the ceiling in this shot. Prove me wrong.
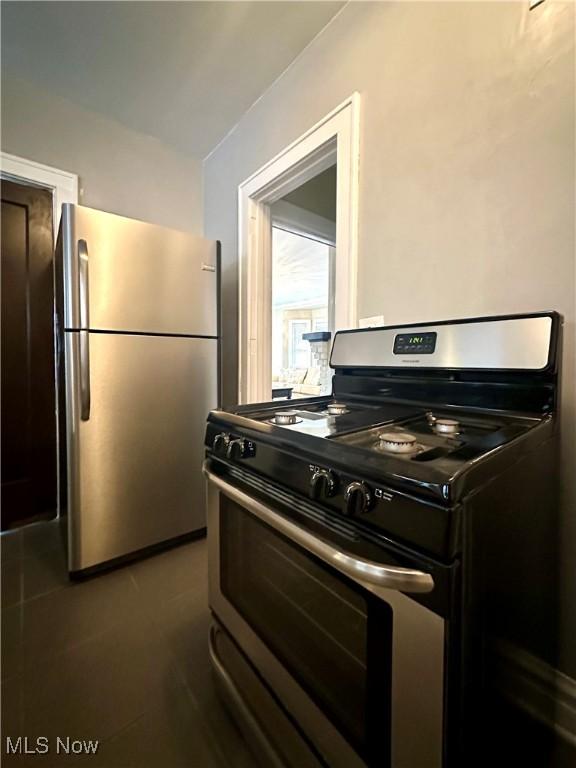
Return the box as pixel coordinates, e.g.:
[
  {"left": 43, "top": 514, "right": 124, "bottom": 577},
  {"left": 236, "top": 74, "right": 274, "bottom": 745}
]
[
  {"left": 1, "top": 1, "right": 344, "bottom": 159},
  {"left": 272, "top": 228, "right": 329, "bottom": 310}
]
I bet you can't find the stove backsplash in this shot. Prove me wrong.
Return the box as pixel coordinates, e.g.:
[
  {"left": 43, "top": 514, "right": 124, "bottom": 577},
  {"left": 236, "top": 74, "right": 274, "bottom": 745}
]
[{"left": 331, "top": 371, "right": 557, "bottom": 416}]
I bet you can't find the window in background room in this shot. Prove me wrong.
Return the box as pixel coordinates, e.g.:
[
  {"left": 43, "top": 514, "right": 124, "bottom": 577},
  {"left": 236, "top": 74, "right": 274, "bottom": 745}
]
[{"left": 289, "top": 320, "right": 312, "bottom": 369}]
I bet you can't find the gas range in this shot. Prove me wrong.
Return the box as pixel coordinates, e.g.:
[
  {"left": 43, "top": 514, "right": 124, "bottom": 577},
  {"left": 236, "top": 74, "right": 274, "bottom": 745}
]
[
  {"left": 204, "top": 312, "right": 561, "bottom": 768},
  {"left": 239, "top": 396, "right": 538, "bottom": 463},
  {"left": 206, "top": 388, "right": 546, "bottom": 559}
]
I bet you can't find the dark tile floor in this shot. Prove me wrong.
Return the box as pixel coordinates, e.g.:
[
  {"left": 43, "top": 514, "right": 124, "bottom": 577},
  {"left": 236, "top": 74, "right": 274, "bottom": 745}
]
[
  {"left": 1, "top": 520, "right": 257, "bottom": 767},
  {"left": 3, "top": 521, "right": 576, "bottom": 768}
]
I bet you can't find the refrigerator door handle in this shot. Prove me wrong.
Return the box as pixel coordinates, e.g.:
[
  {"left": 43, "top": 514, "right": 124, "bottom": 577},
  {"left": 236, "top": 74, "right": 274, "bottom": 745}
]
[
  {"left": 79, "top": 330, "right": 91, "bottom": 421},
  {"left": 78, "top": 239, "right": 89, "bottom": 329},
  {"left": 78, "top": 240, "right": 90, "bottom": 420}
]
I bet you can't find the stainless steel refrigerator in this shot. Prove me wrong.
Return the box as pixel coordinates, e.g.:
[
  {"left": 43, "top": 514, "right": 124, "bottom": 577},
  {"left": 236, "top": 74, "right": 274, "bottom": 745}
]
[{"left": 55, "top": 204, "right": 220, "bottom": 574}]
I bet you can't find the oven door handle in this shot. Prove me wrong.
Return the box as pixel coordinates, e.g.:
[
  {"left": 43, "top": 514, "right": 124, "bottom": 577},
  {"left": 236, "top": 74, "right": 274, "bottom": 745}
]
[{"left": 203, "top": 464, "right": 434, "bottom": 594}]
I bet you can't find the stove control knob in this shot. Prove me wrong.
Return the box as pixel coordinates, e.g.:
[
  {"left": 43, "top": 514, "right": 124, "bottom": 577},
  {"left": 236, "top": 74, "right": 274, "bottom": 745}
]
[
  {"left": 309, "top": 469, "right": 337, "bottom": 500},
  {"left": 213, "top": 432, "right": 230, "bottom": 454},
  {"left": 344, "top": 481, "right": 372, "bottom": 516},
  {"left": 226, "top": 438, "right": 255, "bottom": 460}
]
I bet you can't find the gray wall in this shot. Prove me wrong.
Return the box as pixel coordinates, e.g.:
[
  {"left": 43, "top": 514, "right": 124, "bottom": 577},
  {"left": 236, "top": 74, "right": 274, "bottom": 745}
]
[
  {"left": 283, "top": 164, "right": 337, "bottom": 222},
  {"left": 204, "top": 2, "right": 575, "bottom": 675},
  {"left": 2, "top": 76, "right": 203, "bottom": 232}
]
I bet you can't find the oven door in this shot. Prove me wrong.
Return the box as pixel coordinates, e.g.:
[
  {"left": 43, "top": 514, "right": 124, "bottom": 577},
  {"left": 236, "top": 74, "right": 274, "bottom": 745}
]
[{"left": 204, "top": 460, "right": 446, "bottom": 768}]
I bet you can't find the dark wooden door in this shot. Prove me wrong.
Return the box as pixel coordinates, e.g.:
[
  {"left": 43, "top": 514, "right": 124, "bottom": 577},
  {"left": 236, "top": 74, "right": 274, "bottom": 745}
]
[{"left": 1, "top": 179, "right": 56, "bottom": 529}]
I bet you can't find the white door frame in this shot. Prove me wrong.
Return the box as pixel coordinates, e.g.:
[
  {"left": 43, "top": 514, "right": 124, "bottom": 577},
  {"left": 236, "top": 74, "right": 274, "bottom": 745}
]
[
  {"left": 238, "top": 93, "right": 360, "bottom": 403},
  {"left": 0, "top": 152, "right": 78, "bottom": 233}
]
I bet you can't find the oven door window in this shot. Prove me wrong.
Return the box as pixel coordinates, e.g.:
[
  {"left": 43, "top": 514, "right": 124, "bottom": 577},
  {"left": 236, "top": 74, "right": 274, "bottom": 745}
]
[{"left": 220, "top": 495, "right": 392, "bottom": 766}]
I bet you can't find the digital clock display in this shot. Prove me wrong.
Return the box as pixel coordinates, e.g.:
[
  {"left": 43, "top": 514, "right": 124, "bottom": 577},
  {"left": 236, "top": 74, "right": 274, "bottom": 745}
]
[{"left": 393, "top": 332, "right": 437, "bottom": 355}]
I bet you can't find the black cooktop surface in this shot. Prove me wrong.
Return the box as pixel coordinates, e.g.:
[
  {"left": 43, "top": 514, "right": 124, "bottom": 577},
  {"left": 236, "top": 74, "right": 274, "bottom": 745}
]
[
  {"left": 234, "top": 397, "right": 534, "bottom": 464},
  {"left": 334, "top": 410, "right": 532, "bottom": 469},
  {"left": 246, "top": 398, "right": 423, "bottom": 438},
  {"left": 209, "top": 395, "right": 546, "bottom": 503}
]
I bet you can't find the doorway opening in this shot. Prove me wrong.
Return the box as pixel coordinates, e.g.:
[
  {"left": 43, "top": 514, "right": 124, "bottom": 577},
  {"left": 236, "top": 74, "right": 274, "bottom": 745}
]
[
  {"left": 271, "top": 164, "right": 336, "bottom": 399},
  {"left": 237, "top": 94, "right": 360, "bottom": 403}
]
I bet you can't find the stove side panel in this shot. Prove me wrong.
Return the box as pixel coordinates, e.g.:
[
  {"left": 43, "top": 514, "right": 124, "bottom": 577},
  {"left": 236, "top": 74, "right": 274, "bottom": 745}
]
[{"left": 454, "top": 431, "right": 559, "bottom": 766}]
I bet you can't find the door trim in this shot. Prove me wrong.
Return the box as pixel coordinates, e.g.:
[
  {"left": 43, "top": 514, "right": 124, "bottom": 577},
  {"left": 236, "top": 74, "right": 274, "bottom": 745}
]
[
  {"left": 237, "top": 94, "right": 360, "bottom": 403},
  {"left": 0, "top": 152, "right": 78, "bottom": 232}
]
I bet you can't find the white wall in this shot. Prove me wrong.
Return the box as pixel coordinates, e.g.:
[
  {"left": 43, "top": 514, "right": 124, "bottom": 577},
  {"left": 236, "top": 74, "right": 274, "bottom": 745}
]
[
  {"left": 1, "top": 76, "right": 203, "bottom": 233},
  {"left": 204, "top": 1, "right": 575, "bottom": 676}
]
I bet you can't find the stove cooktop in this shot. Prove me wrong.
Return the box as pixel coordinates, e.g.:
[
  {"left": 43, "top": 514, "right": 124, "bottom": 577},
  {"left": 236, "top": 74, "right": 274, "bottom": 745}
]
[
  {"left": 205, "top": 394, "right": 550, "bottom": 556},
  {"left": 238, "top": 397, "right": 535, "bottom": 467},
  {"left": 249, "top": 399, "right": 421, "bottom": 439}
]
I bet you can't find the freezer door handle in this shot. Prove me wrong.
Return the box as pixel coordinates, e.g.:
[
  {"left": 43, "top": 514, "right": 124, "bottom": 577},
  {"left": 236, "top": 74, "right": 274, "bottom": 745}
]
[
  {"left": 79, "top": 330, "right": 91, "bottom": 421},
  {"left": 78, "top": 239, "right": 89, "bottom": 329}
]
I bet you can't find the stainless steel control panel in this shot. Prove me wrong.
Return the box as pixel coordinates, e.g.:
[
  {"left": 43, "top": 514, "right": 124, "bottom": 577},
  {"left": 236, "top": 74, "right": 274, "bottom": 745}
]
[{"left": 330, "top": 314, "right": 555, "bottom": 371}]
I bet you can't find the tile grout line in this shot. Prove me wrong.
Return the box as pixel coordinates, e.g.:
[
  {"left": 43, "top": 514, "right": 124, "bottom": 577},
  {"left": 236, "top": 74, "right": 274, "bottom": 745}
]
[
  {"left": 6, "top": 529, "right": 239, "bottom": 765},
  {"left": 18, "top": 576, "right": 147, "bottom": 677},
  {"left": 169, "top": 651, "right": 239, "bottom": 768},
  {"left": 98, "top": 708, "right": 150, "bottom": 747},
  {"left": 127, "top": 568, "right": 142, "bottom": 594},
  {"left": 113, "top": 560, "right": 236, "bottom": 767},
  {"left": 134, "top": 564, "right": 241, "bottom": 767}
]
